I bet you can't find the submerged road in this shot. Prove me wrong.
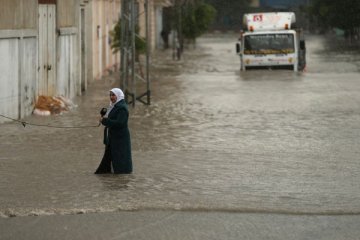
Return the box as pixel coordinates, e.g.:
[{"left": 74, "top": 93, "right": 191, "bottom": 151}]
[{"left": 1, "top": 33, "right": 360, "bottom": 239}]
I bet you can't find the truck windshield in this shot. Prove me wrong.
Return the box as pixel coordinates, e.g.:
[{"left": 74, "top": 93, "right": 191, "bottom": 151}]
[{"left": 244, "top": 34, "right": 294, "bottom": 55}]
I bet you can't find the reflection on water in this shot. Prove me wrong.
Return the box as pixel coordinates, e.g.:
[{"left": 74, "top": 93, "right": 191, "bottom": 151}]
[
  {"left": 96, "top": 175, "right": 133, "bottom": 191},
  {"left": 1, "top": 34, "right": 360, "bottom": 217}
]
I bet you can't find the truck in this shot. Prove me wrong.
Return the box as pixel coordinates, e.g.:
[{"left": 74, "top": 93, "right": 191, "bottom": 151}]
[{"left": 236, "top": 12, "right": 306, "bottom": 71}]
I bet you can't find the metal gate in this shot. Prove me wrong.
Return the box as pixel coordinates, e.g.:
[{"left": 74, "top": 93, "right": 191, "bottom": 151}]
[{"left": 38, "top": 3, "right": 56, "bottom": 96}]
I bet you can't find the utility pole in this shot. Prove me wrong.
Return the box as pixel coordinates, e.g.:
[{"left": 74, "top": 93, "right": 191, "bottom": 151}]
[{"left": 120, "top": 0, "right": 151, "bottom": 107}]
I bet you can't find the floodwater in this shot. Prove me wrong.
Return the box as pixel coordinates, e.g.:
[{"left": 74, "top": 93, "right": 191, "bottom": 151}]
[{"left": 1, "top": 34, "right": 360, "bottom": 218}]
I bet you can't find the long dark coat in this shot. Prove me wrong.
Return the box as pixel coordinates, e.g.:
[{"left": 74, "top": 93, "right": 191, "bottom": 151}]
[{"left": 101, "top": 99, "right": 132, "bottom": 174}]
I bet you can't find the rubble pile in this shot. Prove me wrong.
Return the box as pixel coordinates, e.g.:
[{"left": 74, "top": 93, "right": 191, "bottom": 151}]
[{"left": 33, "top": 96, "right": 76, "bottom": 116}]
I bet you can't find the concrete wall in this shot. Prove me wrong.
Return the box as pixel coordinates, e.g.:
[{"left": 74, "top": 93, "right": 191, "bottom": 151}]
[
  {"left": 90, "top": 0, "right": 168, "bottom": 81},
  {"left": 0, "top": 0, "right": 170, "bottom": 122},
  {"left": 56, "top": 0, "right": 81, "bottom": 98},
  {"left": 0, "top": 0, "right": 85, "bottom": 123},
  {"left": 0, "top": 35, "right": 37, "bottom": 121},
  {"left": 84, "top": 2, "right": 94, "bottom": 87},
  {"left": 57, "top": 28, "right": 80, "bottom": 98},
  {"left": 138, "top": 0, "right": 163, "bottom": 51},
  {"left": 79, "top": 1, "right": 94, "bottom": 91},
  {"left": 0, "top": 0, "right": 37, "bottom": 29},
  {"left": 58, "top": 0, "right": 77, "bottom": 27},
  {"left": 0, "top": 0, "right": 38, "bottom": 123},
  {"left": 76, "top": 0, "right": 172, "bottom": 83},
  {"left": 91, "top": 0, "right": 121, "bottom": 81},
  {"left": 154, "top": 6, "right": 163, "bottom": 49}
]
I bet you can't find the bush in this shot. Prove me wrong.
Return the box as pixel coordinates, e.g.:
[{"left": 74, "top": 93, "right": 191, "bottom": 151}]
[
  {"left": 181, "top": 3, "right": 217, "bottom": 41},
  {"left": 110, "top": 19, "right": 147, "bottom": 55}
]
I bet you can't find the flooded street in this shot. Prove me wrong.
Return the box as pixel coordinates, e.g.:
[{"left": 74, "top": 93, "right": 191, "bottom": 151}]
[{"left": 1, "top": 33, "right": 360, "bottom": 220}]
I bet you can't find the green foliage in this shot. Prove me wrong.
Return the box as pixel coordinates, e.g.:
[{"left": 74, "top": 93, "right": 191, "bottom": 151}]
[
  {"left": 110, "top": 19, "right": 147, "bottom": 55},
  {"left": 205, "top": 0, "right": 250, "bottom": 17},
  {"left": 181, "top": 2, "right": 217, "bottom": 40},
  {"left": 110, "top": 20, "right": 122, "bottom": 53},
  {"left": 310, "top": 0, "right": 360, "bottom": 32}
]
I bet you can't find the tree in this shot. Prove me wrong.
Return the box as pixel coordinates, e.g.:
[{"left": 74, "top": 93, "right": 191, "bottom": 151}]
[
  {"left": 310, "top": 0, "right": 360, "bottom": 36},
  {"left": 204, "top": 0, "right": 251, "bottom": 30},
  {"left": 181, "top": 2, "right": 217, "bottom": 41},
  {"left": 109, "top": 19, "right": 146, "bottom": 56}
]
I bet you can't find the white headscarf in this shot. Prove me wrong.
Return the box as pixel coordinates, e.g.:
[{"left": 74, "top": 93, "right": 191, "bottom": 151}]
[{"left": 105, "top": 88, "right": 124, "bottom": 117}]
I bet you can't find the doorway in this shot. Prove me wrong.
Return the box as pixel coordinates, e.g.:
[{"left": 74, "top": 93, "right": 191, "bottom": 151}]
[
  {"left": 80, "top": 7, "right": 87, "bottom": 92},
  {"left": 38, "top": 2, "right": 56, "bottom": 96}
]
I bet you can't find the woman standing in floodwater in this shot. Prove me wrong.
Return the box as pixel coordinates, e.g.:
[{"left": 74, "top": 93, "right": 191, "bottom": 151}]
[{"left": 94, "top": 88, "right": 132, "bottom": 174}]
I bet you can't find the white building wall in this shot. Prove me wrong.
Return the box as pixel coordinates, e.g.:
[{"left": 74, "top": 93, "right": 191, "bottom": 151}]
[
  {"left": 0, "top": 0, "right": 171, "bottom": 122},
  {"left": 20, "top": 37, "right": 38, "bottom": 118},
  {"left": 91, "top": 0, "right": 121, "bottom": 81},
  {"left": 154, "top": 6, "right": 163, "bottom": 49},
  {"left": 0, "top": 38, "right": 19, "bottom": 122},
  {"left": 85, "top": 2, "right": 94, "bottom": 85},
  {"left": 138, "top": 0, "right": 161, "bottom": 51},
  {"left": 57, "top": 29, "right": 78, "bottom": 98},
  {"left": 0, "top": 31, "right": 37, "bottom": 123},
  {"left": 89, "top": 0, "right": 171, "bottom": 81}
]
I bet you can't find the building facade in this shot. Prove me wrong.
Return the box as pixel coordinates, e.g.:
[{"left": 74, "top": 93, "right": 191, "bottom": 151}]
[{"left": 0, "top": 0, "right": 171, "bottom": 123}]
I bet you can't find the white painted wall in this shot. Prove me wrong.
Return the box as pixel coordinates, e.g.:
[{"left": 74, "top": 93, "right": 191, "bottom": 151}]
[
  {"left": 91, "top": 0, "right": 121, "bottom": 81},
  {"left": 0, "top": 0, "right": 171, "bottom": 122},
  {"left": 0, "top": 39, "right": 19, "bottom": 122},
  {"left": 155, "top": 6, "right": 163, "bottom": 49},
  {"left": 57, "top": 30, "right": 78, "bottom": 98},
  {"left": 19, "top": 38, "right": 38, "bottom": 118},
  {"left": 0, "top": 32, "right": 37, "bottom": 123}
]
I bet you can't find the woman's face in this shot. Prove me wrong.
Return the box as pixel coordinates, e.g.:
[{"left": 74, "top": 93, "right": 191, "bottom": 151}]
[{"left": 110, "top": 92, "right": 117, "bottom": 103}]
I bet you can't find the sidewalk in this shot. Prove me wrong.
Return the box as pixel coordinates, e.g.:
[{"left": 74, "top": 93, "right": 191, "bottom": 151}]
[{"left": 1, "top": 210, "right": 360, "bottom": 240}]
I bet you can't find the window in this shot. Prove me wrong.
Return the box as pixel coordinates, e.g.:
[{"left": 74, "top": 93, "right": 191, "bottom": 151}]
[{"left": 244, "top": 33, "right": 295, "bottom": 54}]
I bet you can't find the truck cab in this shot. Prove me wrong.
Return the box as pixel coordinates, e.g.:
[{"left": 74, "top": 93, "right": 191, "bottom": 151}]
[{"left": 236, "top": 12, "right": 306, "bottom": 71}]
